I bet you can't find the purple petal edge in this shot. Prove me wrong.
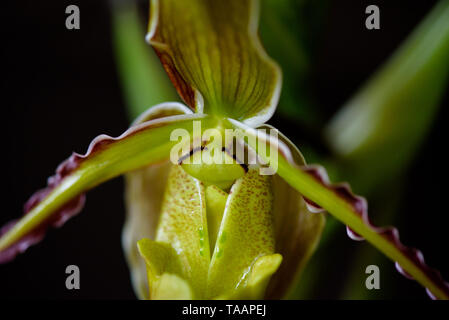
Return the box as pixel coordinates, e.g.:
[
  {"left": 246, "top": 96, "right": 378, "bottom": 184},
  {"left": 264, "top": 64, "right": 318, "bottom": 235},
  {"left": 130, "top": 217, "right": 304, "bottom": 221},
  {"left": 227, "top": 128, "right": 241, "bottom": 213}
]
[
  {"left": 301, "top": 164, "right": 449, "bottom": 299},
  {"left": 0, "top": 131, "right": 132, "bottom": 263},
  {"left": 232, "top": 119, "right": 449, "bottom": 299},
  {"left": 0, "top": 114, "right": 197, "bottom": 264},
  {"left": 0, "top": 169, "right": 86, "bottom": 264}
]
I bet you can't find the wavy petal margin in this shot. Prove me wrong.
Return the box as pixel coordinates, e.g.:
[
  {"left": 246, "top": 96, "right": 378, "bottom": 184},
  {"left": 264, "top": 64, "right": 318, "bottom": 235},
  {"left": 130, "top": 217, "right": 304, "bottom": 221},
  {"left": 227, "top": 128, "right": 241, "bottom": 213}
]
[
  {"left": 147, "top": 0, "right": 282, "bottom": 126},
  {"left": 229, "top": 118, "right": 449, "bottom": 300},
  {"left": 0, "top": 108, "right": 216, "bottom": 262}
]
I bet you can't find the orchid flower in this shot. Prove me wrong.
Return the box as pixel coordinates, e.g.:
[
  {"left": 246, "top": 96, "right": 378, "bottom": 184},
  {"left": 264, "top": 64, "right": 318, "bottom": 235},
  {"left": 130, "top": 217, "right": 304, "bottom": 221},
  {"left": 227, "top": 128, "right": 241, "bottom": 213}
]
[{"left": 1, "top": 0, "right": 449, "bottom": 300}]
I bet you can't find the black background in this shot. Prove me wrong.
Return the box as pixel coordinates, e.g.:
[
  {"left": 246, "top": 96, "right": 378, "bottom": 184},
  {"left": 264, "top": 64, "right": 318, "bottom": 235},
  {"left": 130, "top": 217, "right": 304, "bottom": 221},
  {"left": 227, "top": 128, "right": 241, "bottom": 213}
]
[{"left": 1, "top": 0, "right": 448, "bottom": 299}]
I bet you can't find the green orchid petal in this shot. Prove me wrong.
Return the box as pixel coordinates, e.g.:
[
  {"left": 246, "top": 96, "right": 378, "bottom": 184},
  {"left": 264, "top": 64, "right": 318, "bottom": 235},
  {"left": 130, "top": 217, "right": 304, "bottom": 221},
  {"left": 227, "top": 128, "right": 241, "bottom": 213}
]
[
  {"left": 246, "top": 254, "right": 283, "bottom": 298},
  {"left": 131, "top": 101, "right": 193, "bottom": 125},
  {"left": 123, "top": 102, "right": 193, "bottom": 299},
  {"left": 230, "top": 119, "right": 449, "bottom": 300},
  {"left": 256, "top": 124, "right": 325, "bottom": 298},
  {"left": 181, "top": 145, "right": 246, "bottom": 190},
  {"left": 218, "top": 254, "right": 282, "bottom": 300},
  {"left": 148, "top": 0, "right": 282, "bottom": 126},
  {"left": 138, "top": 165, "right": 282, "bottom": 299},
  {"left": 124, "top": 162, "right": 172, "bottom": 299},
  {"left": 207, "top": 169, "right": 279, "bottom": 299},
  {"left": 137, "top": 239, "right": 184, "bottom": 282},
  {"left": 155, "top": 165, "right": 210, "bottom": 298},
  {"left": 152, "top": 273, "right": 194, "bottom": 300},
  {"left": 205, "top": 185, "right": 228, "bottom": 250},
  {"left": 137, "top": 238, "right": 194, "bottom": 300},
  {"left": 266, "top": 174, "right": 325, "bottom": 299},
  {"left": 0, "top": 105, "right": 217, "bottom": 262}
]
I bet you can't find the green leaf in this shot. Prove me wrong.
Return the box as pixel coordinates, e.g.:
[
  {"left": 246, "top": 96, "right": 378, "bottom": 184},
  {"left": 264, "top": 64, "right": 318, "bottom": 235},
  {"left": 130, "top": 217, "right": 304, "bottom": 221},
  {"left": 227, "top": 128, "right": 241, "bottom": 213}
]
[
  {"left": 259, "top": 0, "right": 328, "bottom": 125},
  {"left": 111, "top": 1, "right": 179, "bottom": 120},
  {"left": 325, "top": 0, "right": 449, "bottom": 193},
  {"left": 148, "top": 0, "right": 282, "bottom": 126},
  {"left": 0, "top": 107, "right": 217, "bottom": 261},
  {"left": 230, "top": 119, "right": 449, "bottom": 300}
]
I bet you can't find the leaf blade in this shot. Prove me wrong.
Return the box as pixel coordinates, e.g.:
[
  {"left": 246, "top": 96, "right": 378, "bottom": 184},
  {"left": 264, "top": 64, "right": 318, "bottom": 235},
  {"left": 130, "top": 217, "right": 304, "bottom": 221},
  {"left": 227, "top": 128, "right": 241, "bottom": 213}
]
[{"left": 325, "top": 0, "right": 449, "bottom": 193}]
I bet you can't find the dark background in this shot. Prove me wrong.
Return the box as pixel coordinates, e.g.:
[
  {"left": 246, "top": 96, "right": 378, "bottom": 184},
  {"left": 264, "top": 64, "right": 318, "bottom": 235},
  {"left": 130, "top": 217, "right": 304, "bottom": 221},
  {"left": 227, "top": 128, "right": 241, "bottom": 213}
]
[{"left": 1, "top": 0, "right": 448, "bottom": 299}]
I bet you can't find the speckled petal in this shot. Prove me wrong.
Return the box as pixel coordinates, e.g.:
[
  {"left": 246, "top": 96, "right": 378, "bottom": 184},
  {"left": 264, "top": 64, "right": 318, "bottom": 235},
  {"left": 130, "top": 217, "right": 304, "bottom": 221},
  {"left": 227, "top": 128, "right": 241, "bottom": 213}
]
[
  {"left": 207, "top": 169, "right": 279, "bottom": 299},
  {"left": 122, "top": 102, "right": 193, "bottom": 299},
  {"left": 155, "top": 165, "right": 210, "bottom": 298}
]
